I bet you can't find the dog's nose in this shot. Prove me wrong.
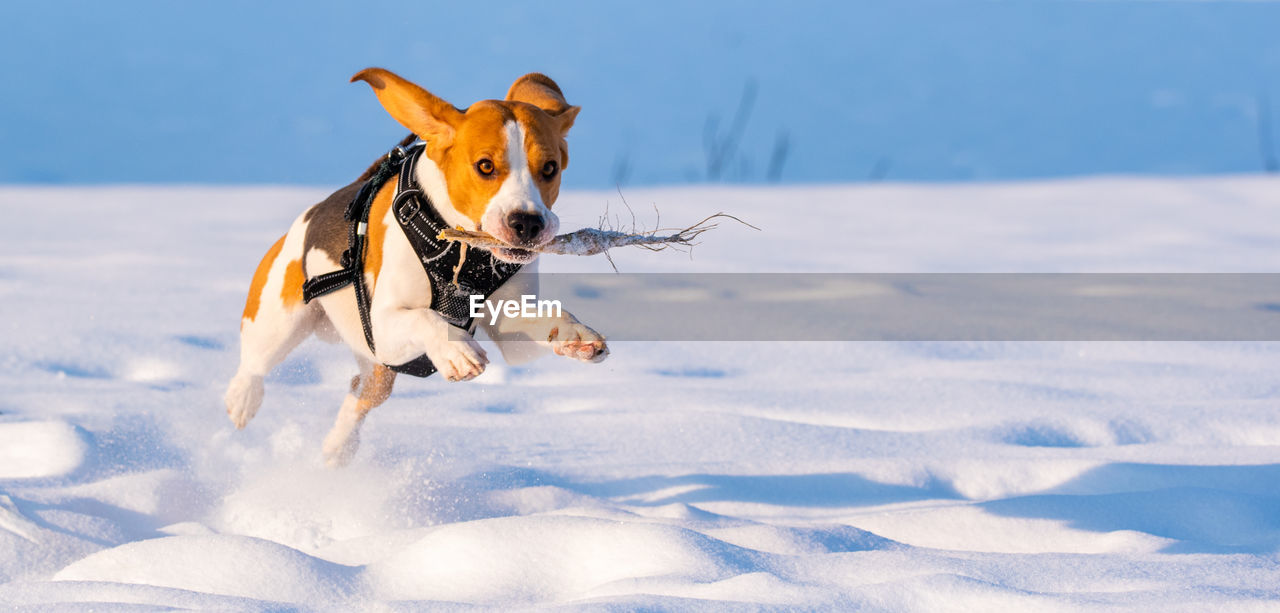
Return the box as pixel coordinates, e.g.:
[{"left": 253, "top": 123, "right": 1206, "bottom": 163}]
[{"left": 507, "top": 212, "right": 544, "bottom": 244}]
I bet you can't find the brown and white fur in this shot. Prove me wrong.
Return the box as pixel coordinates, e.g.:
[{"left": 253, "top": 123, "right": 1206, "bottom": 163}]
[{"left": 224, "top": 68, "right": 608, "bottom": 467}]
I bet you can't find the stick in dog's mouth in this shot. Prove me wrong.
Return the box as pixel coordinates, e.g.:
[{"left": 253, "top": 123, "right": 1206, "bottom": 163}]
[
  {"left": 439, "top": 212, "right": 758, "bottom": 263},
  {"left": 493, "top": 245, "right": 537, "bottom": 263}
]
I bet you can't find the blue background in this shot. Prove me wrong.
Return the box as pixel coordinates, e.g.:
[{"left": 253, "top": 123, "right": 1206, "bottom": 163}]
[{"left": 4, "top": 1, "right": 1280, "bottom": 187}]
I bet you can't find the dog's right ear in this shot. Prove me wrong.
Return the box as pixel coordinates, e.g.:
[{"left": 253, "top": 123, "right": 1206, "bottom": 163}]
[{"left": 351, "top": 68, "right": 463, "bottom": 147}]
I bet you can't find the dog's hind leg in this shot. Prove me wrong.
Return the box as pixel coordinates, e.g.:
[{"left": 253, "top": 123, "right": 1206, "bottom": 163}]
[
  {"left": 225, "top": 231, "right": 317, "bottom": 429},
  {"left": 322, "top": 358, "right": 396, "bottom": 468}
]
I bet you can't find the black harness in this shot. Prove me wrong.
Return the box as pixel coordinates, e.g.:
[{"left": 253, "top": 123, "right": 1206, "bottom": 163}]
[{"left": 301, "top": 142, "right": 524, "bottom": 377}]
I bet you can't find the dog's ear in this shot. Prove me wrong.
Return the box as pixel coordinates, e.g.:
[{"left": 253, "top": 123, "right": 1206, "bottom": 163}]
[
  {"left": 352, "top": 68, "right": 463, "bottom": 146},
  {"left": 506, "top": 73, "right": 580, "bottom": 137}
]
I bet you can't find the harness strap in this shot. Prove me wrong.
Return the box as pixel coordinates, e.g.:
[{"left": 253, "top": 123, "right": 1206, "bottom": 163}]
[
  {"left": 393, "top": 148, "right": 453, "bottom": 262},
  {"left": 298, "top": 267, "right": 354, "bottom": 301},
  {"left": 300, "top": 143, "right": 411, "bottom": 353},
  {"left": 300, "top": 137, "right": 525, "bottom": 378}
]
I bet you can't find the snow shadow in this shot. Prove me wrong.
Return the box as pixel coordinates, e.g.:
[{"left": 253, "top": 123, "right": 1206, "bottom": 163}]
[
  {"left": 10, "top": 496, "right": 166, "bottom": 546},
  {"left": 174, "top": 335, "right": 225, "bottom": 351},
  {"left": 574, "top": 472, "right": 959, "bottom": 507},
  {"left": 33, "top": 360, "right": 112, "bottom": 380},
  {"left": 383, "top": 465, "right": 957, "bottom": 522},
  {"left": 981, "top": 462, "right": 1280, "bottom": 553},
  {"left": 652, "top": 367, "right": 732, "bottom": 378},
  {"left": 999, "top": 423, "right": 1090, "bottom": 448},
  {"left": 994, "top": 418, "right": 1151, "bottom": 448},
  {"left": 87, "top": 414, "right": 187, "bottom": 477},
  {"left": 265, "top": 355, "right": 322, "bottom": 386}
]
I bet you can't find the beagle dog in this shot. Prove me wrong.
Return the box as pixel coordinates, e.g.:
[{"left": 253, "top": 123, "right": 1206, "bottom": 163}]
[{"left": 225, "top": 68, "right": 607, "bottom": 467}]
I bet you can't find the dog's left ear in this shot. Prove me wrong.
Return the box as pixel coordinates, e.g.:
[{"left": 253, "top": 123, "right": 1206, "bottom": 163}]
[{"left": 506, "top": 73, "right": 580, "bottom": 137}]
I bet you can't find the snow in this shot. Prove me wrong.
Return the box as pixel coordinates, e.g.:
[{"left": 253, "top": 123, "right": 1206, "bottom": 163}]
[
  {"left": 54, "top": 536, "right": 358, "bottom": 603},
  {"left": 2, "top": 176, "right": 1280, "bottom": 609},
  {"left": 0, "top": 421, "right": 88, "bottom": 479}
]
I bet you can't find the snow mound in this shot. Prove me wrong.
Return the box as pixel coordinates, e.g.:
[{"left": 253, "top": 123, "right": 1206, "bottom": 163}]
[
  {"left": 0, "top": 493, "right": 101, "bottom": 583},
  {"left": 52, "top": 535, "right": 358, "bottom": 604},
  {"left": 0, "top": 421, "right": 89, "bottom": 479},
  {"left": 210, "top": 459, "right": 408, "bottom": 552},
  {"left": 0, "top": 580, "right": 277, "bottom": 612},
  {"left": 364, "top": 515, "right": 756, "bottom": 604}
]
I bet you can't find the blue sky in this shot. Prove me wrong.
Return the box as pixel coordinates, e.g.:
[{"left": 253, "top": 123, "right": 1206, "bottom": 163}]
[{"left": 4, "top": 1, "right": 1280, "bottom": 187}]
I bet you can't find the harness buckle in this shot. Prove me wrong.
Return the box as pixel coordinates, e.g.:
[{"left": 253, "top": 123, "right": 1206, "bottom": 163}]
[{"left": 398, "top": 198, "right": 421, "bottom": 222}]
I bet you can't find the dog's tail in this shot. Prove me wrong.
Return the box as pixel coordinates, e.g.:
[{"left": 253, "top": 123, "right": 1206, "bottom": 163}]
[{"left": 357, "top": 132, "right": 418, "bottom": 182}]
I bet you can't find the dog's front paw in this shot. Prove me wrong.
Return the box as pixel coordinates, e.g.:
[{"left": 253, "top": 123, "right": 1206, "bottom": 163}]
[
  {"left": 549, "top": 323, "right": 609, "bottom": 363},
  {"left": 426, "top": 332, "right": 489, "bottom": 381}
]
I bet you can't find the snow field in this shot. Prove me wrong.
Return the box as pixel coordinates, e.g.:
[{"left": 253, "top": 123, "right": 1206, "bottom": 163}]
[{"left": 0, "top": 177, "right": 1279, "bottom": 609}]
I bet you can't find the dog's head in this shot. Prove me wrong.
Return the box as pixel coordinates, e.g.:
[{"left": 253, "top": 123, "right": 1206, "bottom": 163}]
[{"left": 352, "top": 68, "right": 579, "bottom": 264}]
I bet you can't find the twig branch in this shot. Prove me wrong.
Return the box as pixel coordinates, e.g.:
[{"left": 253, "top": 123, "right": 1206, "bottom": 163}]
[{"left": 437, "top": 213, "right": 759, "bottom": 261}]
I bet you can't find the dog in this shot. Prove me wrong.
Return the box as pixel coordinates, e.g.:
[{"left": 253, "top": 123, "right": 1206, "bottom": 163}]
[{"left": 224, "top": 68, "right": 608, "bottom": 467}]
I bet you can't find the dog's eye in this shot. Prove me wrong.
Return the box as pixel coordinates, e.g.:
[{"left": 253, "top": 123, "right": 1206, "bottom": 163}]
[
  {"left": 475, "top": 159, "right": 495, "bottom": 176},
  {"left": 541, "top": 160, "right": 558, "bottom": 179}
]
